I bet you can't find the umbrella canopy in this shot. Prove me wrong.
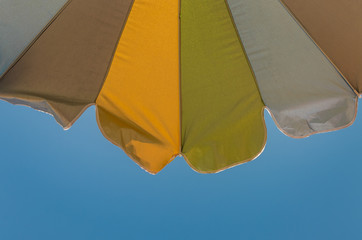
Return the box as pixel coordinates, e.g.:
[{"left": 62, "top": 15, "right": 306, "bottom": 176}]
[{"left": 0, "top": 0, "right": 360, "bottom": 174}]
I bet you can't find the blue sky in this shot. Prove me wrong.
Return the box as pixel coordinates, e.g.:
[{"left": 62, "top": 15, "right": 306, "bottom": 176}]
[{"left": 0, "top": 99, "right": 361, "bottom": 240}]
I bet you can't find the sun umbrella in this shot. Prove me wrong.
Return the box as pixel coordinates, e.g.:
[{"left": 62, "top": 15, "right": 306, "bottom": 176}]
[{"left": 0, "top": 0, "right": 360, "bottom": 174}]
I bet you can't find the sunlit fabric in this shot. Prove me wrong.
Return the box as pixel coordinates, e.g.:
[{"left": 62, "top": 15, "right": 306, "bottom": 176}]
[
  {"left": 0, "top": 0, "right": 133, "bottom": 128},
  {"left": 0, "top": 0, "right": 67, "bottom": 77},
  {"left": 282, "top": 0, "right": 362, "bottom": 95},
  {"left": 0, "top": 0, "right": 360, "bottom": 173},
  {"left": 227, "top": 0, "right": 357, "bottom": 137},
  {"left": 96, "top": 0, "right": 180, "bottom": 174},
  {"left": 181, "top": 0, "right": 266, "bottom": 172}
]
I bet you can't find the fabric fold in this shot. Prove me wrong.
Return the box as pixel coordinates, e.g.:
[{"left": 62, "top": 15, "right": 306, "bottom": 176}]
[
  {"left": 96, "top": 0, "right": 180, "bottom": 174},
  {"left": 227, "top": 0, "right": 357, "bottom": 137},
  {"left": 0, "top": 0, "right": 134, "bottom": 128}
]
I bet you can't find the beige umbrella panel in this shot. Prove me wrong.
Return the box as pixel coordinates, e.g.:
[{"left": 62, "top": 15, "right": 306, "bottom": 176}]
[{"left": 0, "top": 0, "right": 133, "bottom": 128}]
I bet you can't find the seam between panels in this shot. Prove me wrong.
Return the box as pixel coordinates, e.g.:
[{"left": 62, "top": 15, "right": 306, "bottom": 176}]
[
  {"left": 0, "top": 0, "right": 84, "bottom": 130},
  {"left": 224, "top": 0, "right": 359, "bottom": 140},
  {"left": 95, "top": 106, "right": 179, "bottom": 175},
  {"left": 279, "top": 0, "right": 360, "bottom": 97},
  {"left": 224, "top": 0, "right": 267, "bottom": 170},
  {"left": 223, "top": 0, "right": 266, "bottom": 106},
  {"left": 180, "top": 0, "right": 268, "bottom": 174},
  {"left": 94, "top": 1, "right": 181, "bottom": 173},
  {"left": 0, "top": 0, "right": 73, "bottom": 80},
  {"left": 276, "top": 0, "right": 360, "bottom": 138},
  {"left": 178, "top": 0, "right": 183, "bottom": 155},
  {"left": 94, "top": 0, "right": 136, "bottom": 103}
]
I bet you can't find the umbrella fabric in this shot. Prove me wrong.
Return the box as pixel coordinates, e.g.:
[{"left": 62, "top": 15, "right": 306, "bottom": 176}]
[
  {"left": 229, "top": 0, "right": 357, "bottom": 137},
  {"left": 0, "top": 0, "right": 359, "bottom": 174},
  {"left": 0, "top": 0, "right": 133, "bottom": 127},
  {"left": 0, "top": 0, "right": 67, "bottom": 77},
  {"left": 282, "top": 0, "right": 362, "bottom": 94},
  {"left": 180, "top": 0, "right": 266, "bottom": 173},
  {"left": 96, "top": 0, "right": 181, "bottom": 173}
]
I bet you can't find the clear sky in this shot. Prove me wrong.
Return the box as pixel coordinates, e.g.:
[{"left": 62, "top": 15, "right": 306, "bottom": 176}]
[{"left": 0, "top": 99, "right": 361, "bottom": 240}]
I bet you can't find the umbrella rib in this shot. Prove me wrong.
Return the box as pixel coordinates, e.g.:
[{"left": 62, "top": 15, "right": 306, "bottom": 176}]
[
  {"left": 223, "top": 0, "right": 266, "bottom": 106},
  {"left": 0, "top": 0, "right": 73, "bottom": 81},
  {"left": 95, "top": 0, "right": 137, "bottom": 103},
  {"left": 279, "top": 0, "right": 360, "bottom": 97}
]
